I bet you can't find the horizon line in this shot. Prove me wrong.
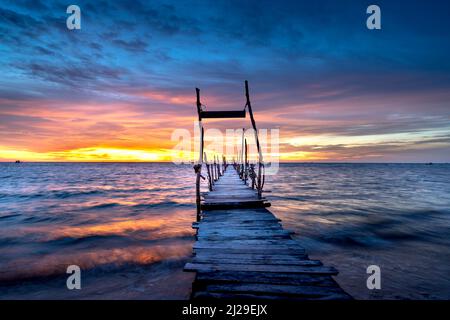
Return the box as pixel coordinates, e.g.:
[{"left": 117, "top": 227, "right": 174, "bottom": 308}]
[{"left": 1, "top": 161, "right": 448, "bottom": 164}]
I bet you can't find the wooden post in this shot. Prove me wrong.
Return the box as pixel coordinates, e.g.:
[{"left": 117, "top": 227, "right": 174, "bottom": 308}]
[
  {"left": 244, "top": 138, "right": 248, "bottom": 184},
  {"left": 214, "top": 155, "right": 217, "bottom": 180},
  {"left": 195, "top": 88, "right": 203, "bottom": 221},
  {"left": 237, "top": 150, "right": 241, "bottom": 176},
  {"left": 245, "top": 81, "right": 263, "bottom": 198},
  {"left": 213, "top": 155, "right": 217, "bottom": 182},
  {"left": 250, "top": 164, "right": 256, "bottom": 189},
  {"left": 216, "top": 155, "right": 219, "bottom": 180},
  {"left": 217, "top": 155, "right": 221, "bottom": 177},
  {"left": 240, "top": 128, "right": 245, "bottom": 180},
  {"left": 204, "top": 152, "right": 213, "bottom": 191}
]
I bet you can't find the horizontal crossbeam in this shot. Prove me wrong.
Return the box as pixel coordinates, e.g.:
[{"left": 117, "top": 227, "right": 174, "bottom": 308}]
[{"left": 201, "top": 110, "right": 246, "bottom": 119}]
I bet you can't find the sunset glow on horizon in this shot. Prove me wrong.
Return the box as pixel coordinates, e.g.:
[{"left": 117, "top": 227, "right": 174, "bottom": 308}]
[{"left": 1, "top": 0, "right": 449, "bottom": 163}]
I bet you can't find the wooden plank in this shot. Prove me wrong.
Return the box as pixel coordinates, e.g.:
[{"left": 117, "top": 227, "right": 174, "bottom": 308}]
[
  {"left": 194, "top": 253, "right": 308, "bottom": 261},
  {"left": 197, "top": 231, "right": 289, "bottom": 238},
  {"left": 201, "top": 208, "right": 273, "bottom": 214},
  {"left": 191, "top": 291, "right": 295, "bottom": 300},
  {"left": 195, "top": 239, "right": 301, "bottom": 246},
  {"left": 185, "top": 166, "right": 350, "bottom": 300},
  {"left": 191, "top": 257, "right": 322, "bottom": 266},
  {"left": 201, "top": 202, "right": 270, "bottom": 210},
  {"left": 197, "top": 236, "right": 291, "bottom": 241},
  {"left": 197, "top": 229, "right": 291, "bottom": 237},
  {"left": 201, "top": 215, "right": 280, "bottom": 222},
  {"left": 202, "top": 200, "right": 270, "bottom": 206},
  {"left": 201, "top": 110, "right": 246, "bottom": 119},
  {"left": 201, "top": 212, "right": 278, "bottom": 218},
  {"left": 204, "top": 196, "right": 266, "bottom": 200},
  {"left": 193, "top": 248, "right": 306, "bottom": 256},
  {"left": 185, "top": 263, "right": 338, "bottom": 275},
  {"left": 194, "top": 271, "right": 336, "bottom": 286},
  {"left": 197, "top": 221, "right": 282, "bottom": 227},
  {"left": 192, "top": 290, "right": 351, "bottom": 300},
  {"left": 193, "top": 223, "right": 283, "bottom": 230},
  {"left": 200, "top": 283, "right": 350, "bottom": 298},
  {"left": 193, "top": 245, "right": 303, "bottom": 252}
]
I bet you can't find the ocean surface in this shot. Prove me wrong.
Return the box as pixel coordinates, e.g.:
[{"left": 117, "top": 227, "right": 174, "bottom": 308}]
[{"left": 0, "top": 162, "right": 449, "bottom": 299}]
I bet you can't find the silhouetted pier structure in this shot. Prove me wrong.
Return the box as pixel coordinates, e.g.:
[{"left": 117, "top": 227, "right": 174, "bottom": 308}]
[{"left": 184, "top": 81, "right": 351, "bottom": 300}]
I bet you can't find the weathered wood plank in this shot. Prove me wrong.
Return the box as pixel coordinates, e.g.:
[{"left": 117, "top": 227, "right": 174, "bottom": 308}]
[
  {"left": 194, "top": 253, "right": 309, "bottom": 261},
  {"left": 201, "top": 201, "right": 270, "bottom": 210},
  {"left": 197, "top": 229, "right": 291, "bottom": 237},
  {"left": 195, "top": 239, "right": 301, "bottom": 246},
  {"left": 192, "top": 257, "right": 322, "bottom": 266},
  {"left": 198, "top": 224, "right": 283, "bottom": 229},
  {"left": 193, "top": 247, "right": 307, "bottom": 256},
  {"left": 192, "top": 291, "right": 351, "bottom": 300},
  {"left": 197, "top": 235, "right": 292, "bottom": 241},
  {"left": 185, "top": 166, "right": 350, "bottom": 300},
  {"left": 194, "top": 271, "right": 336, "bottom": 286},
  {"left": 185, "top": 263, "right": 338, "bottom": 275},
  {"left": 201, "top": 216, "right": 280, "bottom": 222},
  {"left": 200, "top": 283, "right": 350, "bottom": 298}
]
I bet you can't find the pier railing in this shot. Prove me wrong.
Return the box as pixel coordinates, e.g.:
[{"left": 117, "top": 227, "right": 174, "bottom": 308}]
[{"left": 193, "top": 81, "right": 266, "bottom": 219}]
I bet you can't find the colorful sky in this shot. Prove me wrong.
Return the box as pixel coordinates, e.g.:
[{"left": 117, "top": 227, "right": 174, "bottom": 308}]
[{"left": 1, "top": 0, "right": 449, "bottom": 162}]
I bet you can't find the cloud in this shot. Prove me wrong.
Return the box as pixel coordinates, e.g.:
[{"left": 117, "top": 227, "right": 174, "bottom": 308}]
[{"left": 0, "top": 0, "right": 449, "bottom": 161}]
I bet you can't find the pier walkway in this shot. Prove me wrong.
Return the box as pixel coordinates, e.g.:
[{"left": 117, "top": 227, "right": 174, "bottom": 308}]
[
  {"left": 184, "top": 81, "right": 351, "bottom": 300},
  {"left": 184, "top": 167, "right": 351, "bottom": 300}
]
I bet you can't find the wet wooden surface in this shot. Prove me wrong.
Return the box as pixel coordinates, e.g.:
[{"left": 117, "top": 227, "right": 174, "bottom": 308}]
[{"left": 184, "top": 168, "right": 351, "bottom": 300}]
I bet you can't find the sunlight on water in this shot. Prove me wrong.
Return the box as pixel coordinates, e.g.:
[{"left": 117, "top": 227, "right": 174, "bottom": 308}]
[
  {"left": 0, "top": 163, "right": 197, "bottom": 299},
  {"left": 266, "top": 163, "right": 450, "bottom": 299},
  {"left": 1, "top": 162, "right": 449, "bottom": 299}
]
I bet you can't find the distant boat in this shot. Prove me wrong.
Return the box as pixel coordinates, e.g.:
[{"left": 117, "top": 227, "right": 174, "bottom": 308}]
[
  {"left": 15, "top": 160, "right": 21, "bottom": 163},
  {"left": 426, "top": 162, "right": 433, "bottom": 165}
]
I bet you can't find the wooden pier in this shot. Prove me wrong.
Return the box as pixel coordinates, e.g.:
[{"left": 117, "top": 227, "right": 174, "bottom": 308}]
[{"left": 184, "top": 81, "right": 351, "bottom": 300}]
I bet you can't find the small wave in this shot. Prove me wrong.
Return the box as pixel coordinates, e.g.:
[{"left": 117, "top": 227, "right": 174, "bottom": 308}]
[
  {"left": 132, "top": 201, "right": 192, "bottom": 209},
  {"left": 85, "top": 202, "right": 120, "bottom": 210},
  {"left": 80, "top": 201, "right": 192, "bottom": 211},
  {"left": 23, "top": 216, "right": 59, "bottom": 223},
  {"left": 46, "top": 234, "right": 127, "bottom": 246},
  {"left": 373, "top": 230, "right": 420, "bottom": 241},
  {"left": 0, "top": 254, "right": 192, "bottom": 286},
  {"left": 43, "top": 232, "right": 194, "bottom": 248},
  {"left": 318, "top": 234, "right": 388, "bottom": 247},
  {"left": 0, "top": 241, "right": 194, "bottom": 284},
  {"left": 0, "top": 213, "right": 21, "bottom": 220},
  {"left": 0, "top": 236, "right": 21, "bottom": 246},
  {"left": 269, "top": 195, "right": 313, "bottom": 201},
  {"left": 51, "top": 190, "right": 103, "bottom": 199},
  {"left": 0, "top": 189, "right": 104, "bottom": 200}
]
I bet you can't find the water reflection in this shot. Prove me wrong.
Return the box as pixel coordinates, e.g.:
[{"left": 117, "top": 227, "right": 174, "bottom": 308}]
[{"left": 0, "top": 163, "right": 197, "bottom": 298}]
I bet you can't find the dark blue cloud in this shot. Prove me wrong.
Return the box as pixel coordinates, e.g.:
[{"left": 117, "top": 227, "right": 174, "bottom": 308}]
[
  {"left": 1, "top": 0, "right": 449, "bottom": 91},
  {"left": 0, "top": 0, "right": 449, "bottom": 160}
]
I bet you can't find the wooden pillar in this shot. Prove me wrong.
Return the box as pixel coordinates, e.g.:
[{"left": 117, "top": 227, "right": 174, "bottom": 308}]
[
  {"left": 217, "top": 155, "right": 221, "bottom": 177},
  {"left": 204, "top": 152, "right": 213, "bottom": 191},
  {"left": 195, "top": 88, "right": 203, "bottom": 221},
  {"left": 240, "top": 128, "right": 245, "bottom": 180},
  {"left": 245, "top": 81, "right": 263, "bottom": 198},
  {"left": 244, "top": 138, "right": 248, "bottom": 184}
]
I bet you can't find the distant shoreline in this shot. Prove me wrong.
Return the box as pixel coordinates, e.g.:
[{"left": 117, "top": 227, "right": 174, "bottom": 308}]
[{"left": 1, "top": 161, "right": 449, "bottom": 164}]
